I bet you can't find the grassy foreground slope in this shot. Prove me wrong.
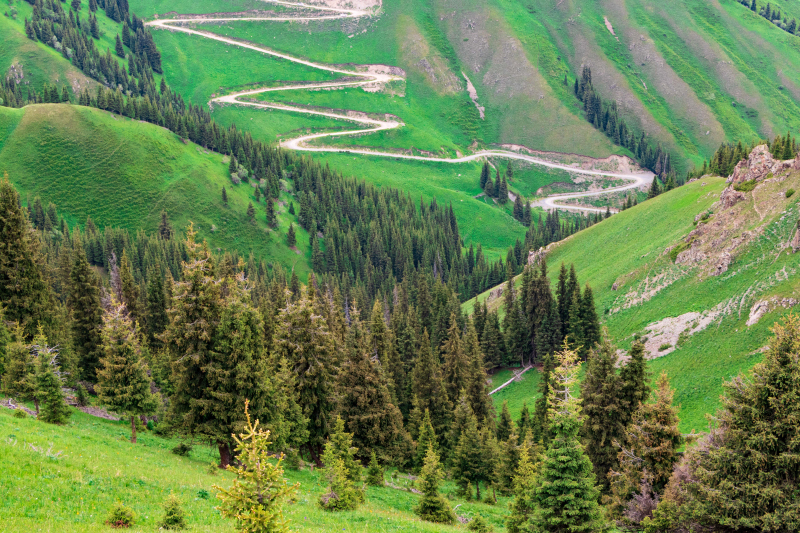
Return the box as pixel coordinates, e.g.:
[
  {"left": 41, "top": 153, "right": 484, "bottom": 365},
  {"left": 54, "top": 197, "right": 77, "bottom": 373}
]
[
  {"left": 469, "top": 172, "right": 800, "bottom": 432},
  {"left": 0, "top": 104, "right": 312, "bottom": 278},
  {"left": 0, "top": 407, "right": 508, "bottom": 532}
]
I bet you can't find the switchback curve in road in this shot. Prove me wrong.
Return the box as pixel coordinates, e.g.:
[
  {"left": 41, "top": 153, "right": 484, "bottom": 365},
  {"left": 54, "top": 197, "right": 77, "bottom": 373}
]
[{"left": 146, "top": 0, "right": 654, "bottom": 213}]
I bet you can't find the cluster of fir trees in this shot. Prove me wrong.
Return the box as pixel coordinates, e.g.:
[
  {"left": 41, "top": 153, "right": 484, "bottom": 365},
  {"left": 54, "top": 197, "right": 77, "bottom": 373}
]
[
  {"left": 479, "top": 161, "right": 511, "bottom": 205},
  {"left": 472, "top": 261, "right": 600, "bottom": 370},
  {"left": 738, "top": 0, "right": 800, "bottom": 36},
  {"left": 572, "top": 66, "right": 677, "bottom": 183},
  {"left": 0, "top": 73, "right": 71, "bottom": 108},
  {"left": 687, "top": 131, "right": 799, "bottom": 180}
]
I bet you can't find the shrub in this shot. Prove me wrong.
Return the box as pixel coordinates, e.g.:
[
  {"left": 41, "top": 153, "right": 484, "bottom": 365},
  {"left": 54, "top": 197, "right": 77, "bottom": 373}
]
[
  {"left": 659, "top": 343, "right": 672, "bottom": 352},
  {"left": 786, "top": 188, "right": 795, "bottom": 198},
  {"left": 158, "top": 494, "right": 186, "bottom": 530},
  {"left": 734, "top": 179, "right": 757, "bottom": 192},
  {"left": 172, "top": 443, "right": 193, "bottom": 456},
  {"left": 75, "top": 383, "right": 89, "bottom": 407},
  {"left": 467, "top": 515, "right": 493, "bottom": 532},
  {"left": 196, "top": 489, "right": 210, "bottom": 500},
  {"left": 670, "top": 242, "right": 688, "bottom": 262},
  {"left": 12, "top": 409, "right": 27, "bottom": 419},
  {"left": 365, "top": 452, "right": 384, "bottom": 487},
  {"left": 105, "top": 502, "right": 136, "bottom": 528}
]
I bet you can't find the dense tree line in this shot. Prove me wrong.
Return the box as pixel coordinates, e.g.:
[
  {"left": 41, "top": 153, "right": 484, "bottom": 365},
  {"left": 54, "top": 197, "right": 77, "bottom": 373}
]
[
  {"left": 687, "top": 131, "right": 799, "bottom": 180},
  {"left": 738, "top": 0, "right": 800, "bottom": 37},
  {"left": 572, "top": 66, "right": 678, "bottom": 184}
]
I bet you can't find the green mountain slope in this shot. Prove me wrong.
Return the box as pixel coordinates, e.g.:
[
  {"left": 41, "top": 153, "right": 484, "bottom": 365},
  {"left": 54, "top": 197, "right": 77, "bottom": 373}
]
[
  {"left": 0, "top": 104, "right": 312, "bottom": 277},
  {"left": 467, "top": 164, "right": 800, "bottom": 432}
]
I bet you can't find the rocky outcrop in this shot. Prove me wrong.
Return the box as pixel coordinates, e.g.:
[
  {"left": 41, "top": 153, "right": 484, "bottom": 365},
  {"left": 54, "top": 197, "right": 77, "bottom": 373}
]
[
  {"left": 720, "top": 186, "right": 746, "bottom": 209},
  {"left": 527, "top": 246, "right": 547, "bottom": 266},
  {"left": 792, "top": 227, "right": 800, "bottom": 253},
  {"left": 675, "top": 247, "right": 706, "bottom": 265},
  {"left": 747, "top": 297, "right": 799, "bottom": 326},
  {"left": 728, "top": 144, "right": 796, "bottom": 184},
  {"left": 487, "top": 286, "right": 504, "bottom": 303},
  {"left": 712, "top": 252, "right": 732, "bottom": 276}
]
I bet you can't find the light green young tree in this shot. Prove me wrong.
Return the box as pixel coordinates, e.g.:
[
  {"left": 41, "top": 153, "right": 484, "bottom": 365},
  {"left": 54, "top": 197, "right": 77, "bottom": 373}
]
[{"left": 214, "top": 401, "right": 298, "bottom": 533}]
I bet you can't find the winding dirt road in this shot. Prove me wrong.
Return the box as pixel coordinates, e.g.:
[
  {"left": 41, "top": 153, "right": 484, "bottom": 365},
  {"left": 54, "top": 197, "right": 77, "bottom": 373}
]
[{"left": 146, "top": 0, "right": 653, "bottom": 212}]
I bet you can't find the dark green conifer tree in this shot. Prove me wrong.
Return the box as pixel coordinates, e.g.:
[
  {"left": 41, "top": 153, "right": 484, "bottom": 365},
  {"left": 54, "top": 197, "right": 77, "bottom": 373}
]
[
  {"left": 97, "top": 298, "right": 157, "bottom": 442},
  {"left": 618, "top": 340, "right": 650, "bottom": 428},
  {"left": 115, "top": 34, "right": 125, "bottom": 58},
  {"left": 287, "top": 223, "right": 296, "bottom": 248},
  {"left": 497, "top": 401, "right": 513, "bottom": 442},
  {"left": 69, "top": 242, "right": 104, "bottom": 380},
  {"left": 580, "top": 332, "right": 624, "bottom": 491},
  {"left": 415, "top": 445, "right": 456, "bottom": 524},
  {"left": 0, "top": 175, "right": 53, "bottom": 337},
  {"left": 145, "top": 268, "right": 168, "bottom": 351},
  {"left": 527, "top": 346, "right": 608, "bottom": 532},
  {"left": 33, "top": 334, "right": 71, "bottom": 425},
  {"left": 414, "top": 408, "right": 438, "bottom": 471},
  {"left": 266, "top": 198, "right": 277, "bottom": 228}
]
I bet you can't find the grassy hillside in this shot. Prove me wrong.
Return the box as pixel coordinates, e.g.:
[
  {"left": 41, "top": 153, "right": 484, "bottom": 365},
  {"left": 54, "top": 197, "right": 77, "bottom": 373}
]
[
  {"left": 0, "top": 406, "right": 509, "bottom": 532},
  {"left": 466, "top": 171, "right": 800, "bottom": 433},
  {"left": 0, "top": 104, "right": 313, "bottom": 278}
]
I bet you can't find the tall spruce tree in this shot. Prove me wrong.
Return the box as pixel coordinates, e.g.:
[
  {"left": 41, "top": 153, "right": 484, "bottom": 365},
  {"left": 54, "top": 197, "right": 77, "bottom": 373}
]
[
  {"left": 145, "top": 268, "right": 168, "bottom": 351},
  {"left": 580, "top": 332, "right": 624, "bottom": 491},
  {"left": 608, "top": 372, "right": 683, "bottom": 522},
  {"left": 497, "top": 401, "right": 514, "bottom": 442},
  {"left": 97, "top": 298, "right": 157, "bottom": 442},
  {"left": 0, "top": 175, "right": 52, "bottom": 337},
  {"left": 506, "top": 443, "right": 539, "bottom": 533},
  {"left": 619, "top": 340, "right": 650, "bottom": 428},
  {"left": 678, "top": 315, "right": 800, "bottom": 531},
  {"left": 335, "top": 305, "right": 406, "bottom": 463},
  {"left": 274, "top": 286, "right": 336, "bottom": 465},
  {"left": 451, "top": 410, "right": 486, "bottom": 499},
  {"left": 412, "top": 330, "right": 453, "bottom": 442},
  {"left": 69, "top": 241, "right": 104, "bottom": 381},
  {"left": 527, "top": 345, "right": 608, "bottom": 533},
  {"left": 532, "top": 352, "right": 554, "bottom": 444}
]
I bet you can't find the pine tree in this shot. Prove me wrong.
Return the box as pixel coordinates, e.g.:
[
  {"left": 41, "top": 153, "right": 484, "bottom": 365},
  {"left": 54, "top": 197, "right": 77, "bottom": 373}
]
[
  {"left": 1, "top": 333, "right": 38, "bottom": 411},
  {"left": 247, "top": 202, "right": 255, "bottom": 223},
  {"left": 158, "top": 211, "right": 173, "bottom": 240},
  {"left": 71, "top": 0, "right": 81, "bottom": 11},
  {"left": 480, "top": 161, "right": 490, "bottom": 189},
  {"left": 532, "top": 352, "right": 554, "bottom": 444},
  {"left": 442, "top": 312, "right": 470, "bottom": 403},
  {"left": 275, "top": 286, "right": 336, "bottom": 465},
  {"left": 115, "top": 34, "right": 125, "bottom": 58},
  {"left": 33, "top": 335, "right": 71, "bottom": 425},
  {"left": 286, "top": 223, "right": 296, "bottom": 248},
  {"left": 266, "top": 199, "right": 277, "bottom": 228},
  {"left": 580, "top": 332, "right": 624, "bottom": 491},
  {"left": 321, "top": 417, "right": 363, "bottom": 504},
  {"left": 497, "top": 429, "right": 522, "bottom": 495},
  {"left": 412, "top": 330, "right": 453, "bottom": 444},
  {"left": 266, "top": 357, "right": 309, "bottom": 456},
  {"left": 517, "top": 401, "right": 533, "bottom": 444},
  {"left": 145, "top": 269, "right": 168, "bottom": 351},
  {"left": 498, "top": 176, "right": 509, "bottom": 204},
  {"left": 619, "top": 340, "right": 650, "bottom": 428},
  {"left": 214, "top": 401, "right": 298, "bottom": 532},
  {"left": 526, "top": 345, "right": 608, "bottom": 533},
  {"left": 497, "top": 401, "right": 514, "bottom": 442},
  {"left": 678, "top": 315, "right": 800, "bottom": 531},
  {"left": 415, "top": 408, "right": 438, "bottom": 471},
  {"left": 506, "top": 443, "right": 538, "bottom": 533},
  {"left": 608, "top": 372, "right": 683, "bottom": 522},
  {"left": 0, "top": 175, "right": 52, "bottom": 337},
  {"left": 119, "top": 250, "right": 141, "bottom": 323},
  {"left": 69, "top": 243, "right": 104, "bottom": 381},
  {"left": 452, "top": 410, "right": 486, "bottom": 499},
  {"left": 415, "top": 445, "right": 456, "bottom": 524},
  {"left": 97, "top": 298, "right": 158, "bottom": 443},
  {"left": 222, "top": 186, "right": 228, "bottom": 205},
  {"left": 335, "top": 306, "right": 406, "bottom": 462}
]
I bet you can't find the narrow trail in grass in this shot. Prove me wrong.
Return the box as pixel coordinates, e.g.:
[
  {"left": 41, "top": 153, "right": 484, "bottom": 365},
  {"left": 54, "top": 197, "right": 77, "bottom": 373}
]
[{"left": 146, "top": 0, "right": 654, "bottom": 213}]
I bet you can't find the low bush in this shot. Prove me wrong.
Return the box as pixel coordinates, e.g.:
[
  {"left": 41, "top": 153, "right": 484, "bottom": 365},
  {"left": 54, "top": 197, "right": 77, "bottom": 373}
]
[
  {"left": 105, "top": 502, "right": 136, "bottom": 529},
  {"left": 171, "top": 443, "right": 193, "bottom": 456},
  {"left": 786, "top": 188, "right": 795, "bottom": 198},
  {"left": 734, "top": 179, "right": 758, "bottom": 192}
]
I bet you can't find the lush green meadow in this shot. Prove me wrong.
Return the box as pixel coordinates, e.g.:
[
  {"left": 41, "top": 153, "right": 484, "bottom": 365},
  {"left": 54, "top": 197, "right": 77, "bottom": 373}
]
[
  {"left": 0, "top": 104, "right": 313, "bottom": 278},
  {"left": 0, "top": 406, "right": 510, "bottom": 532}
]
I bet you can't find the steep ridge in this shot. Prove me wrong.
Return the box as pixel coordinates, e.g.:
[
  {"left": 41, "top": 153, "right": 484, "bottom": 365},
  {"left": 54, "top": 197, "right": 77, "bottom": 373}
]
[{"left": 466, "top": 148, "right": 800, "bottom": 431}]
